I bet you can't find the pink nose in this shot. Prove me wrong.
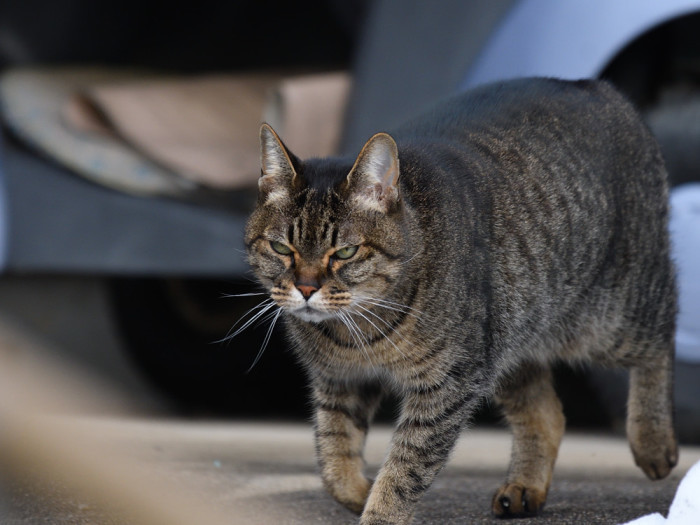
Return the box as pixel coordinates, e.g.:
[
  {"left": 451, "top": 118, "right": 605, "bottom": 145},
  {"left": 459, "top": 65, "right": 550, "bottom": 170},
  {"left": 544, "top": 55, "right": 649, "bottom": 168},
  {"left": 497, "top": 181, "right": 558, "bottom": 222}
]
[{"left": 297, "top": 284, "right": 318, "bottom": 298}]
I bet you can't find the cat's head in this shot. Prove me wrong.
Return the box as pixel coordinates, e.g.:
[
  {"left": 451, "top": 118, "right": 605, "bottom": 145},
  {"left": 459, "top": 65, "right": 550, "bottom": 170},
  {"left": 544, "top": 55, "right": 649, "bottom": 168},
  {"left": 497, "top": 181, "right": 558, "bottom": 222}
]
[{"left": 245, "top": 124, "right": 409, "bottom": 323}]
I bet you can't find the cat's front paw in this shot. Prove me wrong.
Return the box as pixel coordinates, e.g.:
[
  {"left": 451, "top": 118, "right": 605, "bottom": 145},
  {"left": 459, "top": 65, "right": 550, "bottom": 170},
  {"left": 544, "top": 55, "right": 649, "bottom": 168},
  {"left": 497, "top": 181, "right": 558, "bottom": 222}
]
[
  {"left": 326, "top": 475, "right": 372, "bottom": 515},
  {"left": 491, "top": 483, "right": 546, "bottom": 518}
]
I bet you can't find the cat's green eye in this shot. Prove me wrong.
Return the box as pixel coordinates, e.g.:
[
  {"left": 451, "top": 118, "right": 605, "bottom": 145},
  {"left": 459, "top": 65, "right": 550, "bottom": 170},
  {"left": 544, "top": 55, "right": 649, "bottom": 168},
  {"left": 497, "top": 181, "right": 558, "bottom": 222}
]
[
  {"left": 270, "top": 241, "right": 292, "bottom": 256},
  {"left": 334, "top": 245, "right": 359, "bottom": 260}
]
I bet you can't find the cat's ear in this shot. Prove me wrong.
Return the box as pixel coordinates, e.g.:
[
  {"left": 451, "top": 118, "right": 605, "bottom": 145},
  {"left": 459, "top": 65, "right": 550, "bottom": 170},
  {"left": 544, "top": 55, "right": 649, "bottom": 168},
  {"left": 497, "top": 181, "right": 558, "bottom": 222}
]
[
  {"left": 259, "top": 123, "right": 296, "bottom": 204},
  {"left": 347, "top": 132, "right": 400, "bottom": 212}
]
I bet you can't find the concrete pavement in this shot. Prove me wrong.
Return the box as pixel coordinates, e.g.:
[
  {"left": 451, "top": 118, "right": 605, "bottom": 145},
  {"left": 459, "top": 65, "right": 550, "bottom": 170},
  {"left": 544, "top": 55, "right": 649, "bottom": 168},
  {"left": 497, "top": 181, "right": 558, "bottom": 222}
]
[
  {"left": 3, "top": 418, "right": 700, "bottom": 525},
  {"left": 1, "top": 316, "right": 699, "bottom": 525}
]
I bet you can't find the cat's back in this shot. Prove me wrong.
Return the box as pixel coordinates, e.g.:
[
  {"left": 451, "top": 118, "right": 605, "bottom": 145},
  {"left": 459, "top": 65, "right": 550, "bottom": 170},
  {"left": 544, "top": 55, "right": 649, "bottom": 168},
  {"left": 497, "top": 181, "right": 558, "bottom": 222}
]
[
  {"left": 392, "top": 77, "right": 664, "bottom": 216},
  {"left": 390, "top": 77, "right": 673, "bottom": 360},
  {"left": 394, "top": 77, "right": 636, "bottom": 145}
]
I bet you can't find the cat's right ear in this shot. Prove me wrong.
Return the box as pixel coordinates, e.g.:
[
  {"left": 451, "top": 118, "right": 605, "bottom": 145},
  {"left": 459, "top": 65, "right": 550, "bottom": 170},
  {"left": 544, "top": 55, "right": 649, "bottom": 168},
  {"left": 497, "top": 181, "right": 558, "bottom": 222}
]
[{"left": 259, "top": 123, "right": 296, "bottom": 204}]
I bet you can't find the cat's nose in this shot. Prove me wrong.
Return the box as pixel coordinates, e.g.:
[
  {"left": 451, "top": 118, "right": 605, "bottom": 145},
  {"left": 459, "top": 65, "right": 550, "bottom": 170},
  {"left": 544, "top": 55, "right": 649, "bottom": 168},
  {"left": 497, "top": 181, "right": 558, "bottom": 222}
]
[
  {"left": 295, "top": 268, "right": 321, "bottom": 299},
  {"left": 296, "top": 284, "right": 318, "bottom": 298}
]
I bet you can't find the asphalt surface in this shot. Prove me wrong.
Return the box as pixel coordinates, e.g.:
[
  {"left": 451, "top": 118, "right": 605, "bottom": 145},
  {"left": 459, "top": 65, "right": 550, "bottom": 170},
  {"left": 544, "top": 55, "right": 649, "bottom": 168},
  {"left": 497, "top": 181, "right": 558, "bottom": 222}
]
[{"left": 3, "top": 419, "right": 699, "bottom": 525}]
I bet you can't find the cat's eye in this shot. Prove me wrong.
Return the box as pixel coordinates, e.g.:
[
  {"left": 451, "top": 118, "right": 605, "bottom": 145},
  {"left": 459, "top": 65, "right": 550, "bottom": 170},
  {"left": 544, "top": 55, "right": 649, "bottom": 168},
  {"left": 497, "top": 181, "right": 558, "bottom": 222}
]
[
  {"left": 334, "top": 245, "right": 359, "bottom": 260},
  {"left": 270, "top": 240, "right": 292, "bottom": 255}
]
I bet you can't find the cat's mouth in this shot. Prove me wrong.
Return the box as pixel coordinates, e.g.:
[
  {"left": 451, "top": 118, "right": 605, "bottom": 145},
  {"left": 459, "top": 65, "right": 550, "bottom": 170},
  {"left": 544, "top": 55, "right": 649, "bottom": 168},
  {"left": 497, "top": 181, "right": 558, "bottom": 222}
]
[{"left": 289, "top": 304, "right": 334, "bottom": 323}]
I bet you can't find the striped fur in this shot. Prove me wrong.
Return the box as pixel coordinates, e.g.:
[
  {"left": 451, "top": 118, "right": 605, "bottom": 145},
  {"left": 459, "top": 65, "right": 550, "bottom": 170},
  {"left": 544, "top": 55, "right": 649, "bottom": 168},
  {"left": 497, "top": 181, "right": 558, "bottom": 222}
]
[{"left": 245, "top": 78, "right": 677, "bottom": 524}]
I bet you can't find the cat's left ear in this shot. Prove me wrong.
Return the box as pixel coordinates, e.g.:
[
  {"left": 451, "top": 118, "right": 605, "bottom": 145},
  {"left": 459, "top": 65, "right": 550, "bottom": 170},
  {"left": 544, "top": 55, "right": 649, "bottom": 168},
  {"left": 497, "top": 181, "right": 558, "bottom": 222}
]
[
  {"left": 347, "top": 132, "right": 400, "bottom": 212},
  {"left": 259, "top": 123, "right": 297, "bottom": 204}
]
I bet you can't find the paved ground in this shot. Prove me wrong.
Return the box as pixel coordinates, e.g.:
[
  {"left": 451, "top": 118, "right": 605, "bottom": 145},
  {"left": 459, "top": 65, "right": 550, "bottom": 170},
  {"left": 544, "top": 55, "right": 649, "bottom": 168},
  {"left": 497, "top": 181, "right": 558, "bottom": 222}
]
[{"left": 3, "top": 418, "right": 699, "bottom": 525}]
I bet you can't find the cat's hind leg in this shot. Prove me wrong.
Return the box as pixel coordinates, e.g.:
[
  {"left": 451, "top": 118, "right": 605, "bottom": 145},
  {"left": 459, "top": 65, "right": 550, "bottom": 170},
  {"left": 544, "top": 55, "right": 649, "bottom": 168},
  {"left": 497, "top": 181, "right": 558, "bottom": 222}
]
[
  {"left": 492, "top": 363, "right": 565, "bottom": 518},
  {"left": 312, "top": 375, "right": 383, "bottom": 514},
  {"left": 626, "top": 340, "right": 678, "bottom": 480}
]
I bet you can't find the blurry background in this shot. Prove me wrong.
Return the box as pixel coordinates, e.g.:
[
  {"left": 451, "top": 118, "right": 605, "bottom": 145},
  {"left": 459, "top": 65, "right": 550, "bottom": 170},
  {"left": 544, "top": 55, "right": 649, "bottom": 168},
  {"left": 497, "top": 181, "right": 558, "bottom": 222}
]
[{"left": 0, "top": 0, "right": 699, "bottom": 440}]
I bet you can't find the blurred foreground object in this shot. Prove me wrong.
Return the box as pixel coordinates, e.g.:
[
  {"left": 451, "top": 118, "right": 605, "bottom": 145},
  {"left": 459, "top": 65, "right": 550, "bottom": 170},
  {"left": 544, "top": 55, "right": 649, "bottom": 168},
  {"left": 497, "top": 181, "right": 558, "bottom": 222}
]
[{"left": 0, "top": 317, "right": 242, "bottom": 525}]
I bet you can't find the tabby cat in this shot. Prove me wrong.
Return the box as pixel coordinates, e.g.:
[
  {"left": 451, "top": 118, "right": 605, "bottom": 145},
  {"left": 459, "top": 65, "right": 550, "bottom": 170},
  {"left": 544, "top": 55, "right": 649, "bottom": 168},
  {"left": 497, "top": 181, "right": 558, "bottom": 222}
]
[{"left": 244, "top": 77, "right": 678, "bottom": 524}]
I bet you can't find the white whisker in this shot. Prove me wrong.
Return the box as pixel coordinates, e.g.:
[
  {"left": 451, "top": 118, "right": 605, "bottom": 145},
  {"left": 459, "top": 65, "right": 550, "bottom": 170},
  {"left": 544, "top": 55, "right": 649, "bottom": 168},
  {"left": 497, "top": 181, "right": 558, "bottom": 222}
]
[
  {"left": 222, "top": 291, "right": 268, "bottom": 298},
  {"left": 246, "top": 307, "right": 282, "bottom": 373},
  {"left": 355, "top": 304, "right": 411, "bottom": 345},
  {"left": 349, "top": 306, "right": 407, "bottom": 359},
  {"left": 337, "top": 310, "right": 375, "bottom": 368},
  {"left": 217, "top": 293, "right": 284, "bottom": 372},
  {"left": 221, "top": 298, "right": 273, "bottom": 338},
  {"left": 359, "top": 298, "right": 424, "bottom": 319},
  {"left": 256, "top": 305, "right": 285, "bottom": 327},
  {"left": 337, "top": 311, "right": 364, "bottom": 348},
  {"left": 398, "top": 250, "right": 423, "bottom": 266},
  {"left": 217, "top": 299, "right": 276, "bottom": 343},
  {"left": 368, "top": 297, "right": 426, "bottom": 314}
]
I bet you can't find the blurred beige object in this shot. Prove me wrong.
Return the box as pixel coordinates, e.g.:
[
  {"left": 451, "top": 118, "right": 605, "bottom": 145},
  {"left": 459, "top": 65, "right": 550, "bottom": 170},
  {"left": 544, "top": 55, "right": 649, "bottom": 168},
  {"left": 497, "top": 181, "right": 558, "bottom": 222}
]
[
  {"left": 0, "top": 319, "right": 241, "bottom": 525},
  {"left": 264, "top": 72, "right": 351, "bottom": 158},
  {"left": 72, "top": 71, "right": 351, "bottom": 190},
  {"left": 0, "top": 67, "right": 351, "bottom": 196},
  {"left": 0, "top": 68, "right": 197, "bottom": 197},
  {"left": 80, "top": 74, "right": 280, "bottom": 190}
]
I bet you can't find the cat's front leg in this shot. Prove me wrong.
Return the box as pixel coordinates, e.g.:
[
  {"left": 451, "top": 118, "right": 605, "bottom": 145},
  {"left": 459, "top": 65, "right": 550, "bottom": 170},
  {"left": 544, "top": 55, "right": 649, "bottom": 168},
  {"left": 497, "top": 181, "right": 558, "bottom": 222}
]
[
  {"left": 313, "top": 375, "right": 383, "bottom": 514},
  {"left": 360, "top": 385, "right": 479, "bottom": 525}
]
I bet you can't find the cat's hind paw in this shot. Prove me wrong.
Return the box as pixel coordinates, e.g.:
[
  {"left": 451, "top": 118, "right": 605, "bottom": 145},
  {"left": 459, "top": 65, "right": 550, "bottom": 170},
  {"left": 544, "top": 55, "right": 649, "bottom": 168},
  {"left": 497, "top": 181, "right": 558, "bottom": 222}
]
[{"left": 491, "top": 484, "right": 546, "bottom": 518}]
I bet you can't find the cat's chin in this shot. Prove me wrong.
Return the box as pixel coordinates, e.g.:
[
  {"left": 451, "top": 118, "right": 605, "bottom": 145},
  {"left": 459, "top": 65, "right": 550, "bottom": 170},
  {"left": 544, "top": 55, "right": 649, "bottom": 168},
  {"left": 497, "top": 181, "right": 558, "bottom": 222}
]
[{"left": 289, "top": 306, "right": 334, "bottom": 323}]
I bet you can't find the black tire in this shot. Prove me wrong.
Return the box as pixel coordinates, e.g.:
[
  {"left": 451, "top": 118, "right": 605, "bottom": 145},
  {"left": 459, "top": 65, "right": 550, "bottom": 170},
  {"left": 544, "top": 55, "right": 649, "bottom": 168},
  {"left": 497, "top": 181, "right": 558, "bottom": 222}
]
[{"left": 108, "top": 278, "right": 307, "bottom": 416}]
